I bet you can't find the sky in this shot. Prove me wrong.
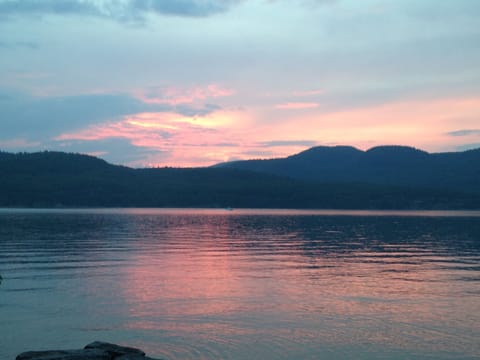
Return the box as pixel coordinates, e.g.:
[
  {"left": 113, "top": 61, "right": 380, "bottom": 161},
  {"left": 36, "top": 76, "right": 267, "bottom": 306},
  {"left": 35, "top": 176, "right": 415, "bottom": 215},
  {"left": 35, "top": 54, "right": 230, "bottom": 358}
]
[{"left": 0, "top": 0, "right": 479, "bottom": 167}]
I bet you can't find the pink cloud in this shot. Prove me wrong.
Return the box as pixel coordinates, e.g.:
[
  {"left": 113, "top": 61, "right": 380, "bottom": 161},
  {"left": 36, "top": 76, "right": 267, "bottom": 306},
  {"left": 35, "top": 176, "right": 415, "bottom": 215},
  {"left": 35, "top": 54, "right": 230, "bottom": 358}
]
[
  {"left": 55, "top": 110, "right": 253, "bottom": 167},
  {"left": 265, "top": 96, "right": 480, "bottom": 153},
  {"left": 55, "top": 95, "right": 480, "bottom": 167}
]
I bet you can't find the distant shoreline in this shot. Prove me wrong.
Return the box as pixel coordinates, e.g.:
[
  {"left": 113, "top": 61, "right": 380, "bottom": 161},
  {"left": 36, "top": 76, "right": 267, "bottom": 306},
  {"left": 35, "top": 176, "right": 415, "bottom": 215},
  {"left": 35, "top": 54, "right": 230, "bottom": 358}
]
[{"left": 1, "top": 207, "right": 480, "bottom": 217}]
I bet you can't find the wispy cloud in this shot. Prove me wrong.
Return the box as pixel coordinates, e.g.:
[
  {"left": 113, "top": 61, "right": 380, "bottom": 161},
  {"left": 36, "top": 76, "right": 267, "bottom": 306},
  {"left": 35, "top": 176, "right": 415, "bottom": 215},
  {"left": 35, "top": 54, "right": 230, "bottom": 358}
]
[
  {"left": 0, "top": 138, "right": 40, "bottom": 149},
  {"left": 130, "top": 0, "right": 243, "bottom": 18},
  {"left": 56, "top": 110, "right": 240, "bottom": 143},
  {"left": 54, "top": 109, "right": 249, "bottom": 166},
  {"left": 446, "top": 129, "right": 480, "bottom": 137},
  {"left": 0, "top": 86, "right": 243, "bottom": 166},
  {"left": 0, "top": 92, "right": 161, "bottom": 138},
  {"left": 0, "top": 89, "right": 222, "bottom": 139},
  {"left": 0, "top": 40, "right": 38, "bottom": 49},
  {"left": 261, "top": 96, "right": 480, "bottom": 155},
  {"left": 292, "top": 89, "right": 324, "bottom": 97},
  {"left": 0, "top": 0, "right": 244, "bottom": 21},
  {"left": 136, "top": 84, "right": 234, "bottom": 105},
  {"left": 275, "top": 102, "right": 319, "bottom": 109},
  {"left": 0, "top": 0, "right": 338, "bottom": 21},
  {"left": 455, "top": 143, "right": 480, "bottom": 151}
]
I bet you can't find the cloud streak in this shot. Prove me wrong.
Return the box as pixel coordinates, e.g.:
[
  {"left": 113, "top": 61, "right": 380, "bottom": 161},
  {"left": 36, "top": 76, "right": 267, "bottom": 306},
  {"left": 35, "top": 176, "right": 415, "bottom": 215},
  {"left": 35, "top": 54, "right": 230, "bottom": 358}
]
[
  {"left": 0, "top": 87, "right": 227, "bottom": 139},
  {"left": 0, "top": 0, "right": 338, "bottom": 21},
  {"left": 0, "top": 138, "right": 40, "bottom": 149},
  {"left": 0, "top": 91, "right": 163, "bottom": 138},
  {"left": 131, "top": 0, "right": 243, "bottom": 18},
  {"left": 137, "top": 84, "right": 234, "bottom": 105},
  {"left": 0, "top": 40, "right": 38, "bottom": 49},
  {"left": 292, "top": 89, "right": 324, "bottom": 97},
  {"left": 54, "top": 109, "right": 250, "bottom": 166},
  {"left": 275, "top": 102, "right": 319, "bottom": 110},
  {"left": 446, "top": 129, "right": 480, "bottom": 137},
  {"left": 0, "top": 0, "right": 244, "bottom": 21}
]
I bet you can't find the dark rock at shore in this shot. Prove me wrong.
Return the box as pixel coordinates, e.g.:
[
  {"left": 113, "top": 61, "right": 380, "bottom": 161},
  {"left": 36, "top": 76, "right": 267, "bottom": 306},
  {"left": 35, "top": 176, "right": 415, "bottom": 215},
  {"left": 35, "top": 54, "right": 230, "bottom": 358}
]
[
  {"left": 16, "top": 342, "right": 162, "bottom": 360},
  {"left": 16, "top": 348, "right": 110, "bottom": 360},
  {"left": 84, "top": 342, "right": 146, "bottom": 357}
]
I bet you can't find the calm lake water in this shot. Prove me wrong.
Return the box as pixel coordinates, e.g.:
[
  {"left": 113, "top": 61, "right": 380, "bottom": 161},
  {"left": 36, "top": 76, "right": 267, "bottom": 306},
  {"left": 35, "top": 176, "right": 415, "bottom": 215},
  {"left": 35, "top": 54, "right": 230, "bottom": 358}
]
[{"left": 1, "top": 208, "right": 480, "bottom": 360}]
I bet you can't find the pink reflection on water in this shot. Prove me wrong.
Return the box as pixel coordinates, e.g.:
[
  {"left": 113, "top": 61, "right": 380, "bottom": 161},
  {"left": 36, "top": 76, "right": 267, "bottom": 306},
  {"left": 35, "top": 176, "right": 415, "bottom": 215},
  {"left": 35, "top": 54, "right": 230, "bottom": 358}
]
[{"left": 117, "top": 216, "right": 480, "bottom": 358}]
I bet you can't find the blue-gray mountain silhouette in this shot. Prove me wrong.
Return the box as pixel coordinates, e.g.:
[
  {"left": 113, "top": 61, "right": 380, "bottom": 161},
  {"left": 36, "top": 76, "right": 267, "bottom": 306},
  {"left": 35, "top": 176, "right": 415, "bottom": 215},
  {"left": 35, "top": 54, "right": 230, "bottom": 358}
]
[
  {"left": 0, "top": 146, "right": 479, "bottom": 209},
  {"left": 215, "top": 145, "right": 480, "bottom": 194}
]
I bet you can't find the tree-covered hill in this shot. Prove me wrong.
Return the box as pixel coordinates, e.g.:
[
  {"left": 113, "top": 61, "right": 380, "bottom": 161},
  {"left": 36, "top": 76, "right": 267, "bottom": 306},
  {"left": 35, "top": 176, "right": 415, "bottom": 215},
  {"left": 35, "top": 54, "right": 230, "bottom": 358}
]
[
  {"left": 215, "top": 145, "right": 480, "bottom": 194},
  {"left": 0, "top": 150, "right": 479, "bottom": 209}
]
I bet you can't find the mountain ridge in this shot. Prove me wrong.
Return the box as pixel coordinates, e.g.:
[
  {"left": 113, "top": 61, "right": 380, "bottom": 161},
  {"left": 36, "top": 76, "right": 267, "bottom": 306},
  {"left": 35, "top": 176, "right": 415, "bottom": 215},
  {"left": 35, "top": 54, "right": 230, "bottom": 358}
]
[
  {"left": 215, "top": 145, "right": 480, "bottom": 194},
  {"left": 0, "top": 146, "right": 479, "bottom": 209}
]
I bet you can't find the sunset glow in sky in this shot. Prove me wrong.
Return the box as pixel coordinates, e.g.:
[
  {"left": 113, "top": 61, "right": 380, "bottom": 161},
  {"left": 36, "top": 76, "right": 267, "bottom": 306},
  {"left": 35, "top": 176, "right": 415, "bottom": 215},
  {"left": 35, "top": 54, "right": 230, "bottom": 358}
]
[{"left": 1, "top": 0, "right": 479, "bottom": 166}]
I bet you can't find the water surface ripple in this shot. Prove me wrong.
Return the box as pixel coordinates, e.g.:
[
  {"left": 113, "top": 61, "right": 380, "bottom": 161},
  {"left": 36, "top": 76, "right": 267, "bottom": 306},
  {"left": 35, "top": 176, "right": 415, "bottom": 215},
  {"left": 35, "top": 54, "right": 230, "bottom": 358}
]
[{"left": 0, "top": 209, "right": 479, "bottom": 359}]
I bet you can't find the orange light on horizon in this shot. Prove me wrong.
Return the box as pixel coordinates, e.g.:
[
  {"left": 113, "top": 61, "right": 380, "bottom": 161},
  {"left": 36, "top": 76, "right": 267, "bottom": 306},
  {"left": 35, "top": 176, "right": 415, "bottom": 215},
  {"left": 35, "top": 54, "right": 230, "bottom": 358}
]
[
  {"left": 54, "top": 94, "right": 480, "bottom": 167},
  {"left": 265, "top": 95, "right": 480, "bottom": 153}
]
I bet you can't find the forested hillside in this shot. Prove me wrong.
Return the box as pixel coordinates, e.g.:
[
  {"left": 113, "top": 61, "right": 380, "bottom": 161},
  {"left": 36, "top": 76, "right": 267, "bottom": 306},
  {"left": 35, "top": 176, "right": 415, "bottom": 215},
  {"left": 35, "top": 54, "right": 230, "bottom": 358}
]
[
  {"left": 216, "top": 146, "right": 480, "bottom": 194},
  {"left": 0, "top": 150, "right": 479, "bottom": 209}
]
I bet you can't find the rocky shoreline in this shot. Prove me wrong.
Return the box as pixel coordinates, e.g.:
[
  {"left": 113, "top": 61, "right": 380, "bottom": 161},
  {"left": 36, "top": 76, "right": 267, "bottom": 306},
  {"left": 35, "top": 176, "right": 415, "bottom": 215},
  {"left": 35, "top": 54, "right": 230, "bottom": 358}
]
[{"left": 16, "top": 341, "right": 162, "bottom": 360}]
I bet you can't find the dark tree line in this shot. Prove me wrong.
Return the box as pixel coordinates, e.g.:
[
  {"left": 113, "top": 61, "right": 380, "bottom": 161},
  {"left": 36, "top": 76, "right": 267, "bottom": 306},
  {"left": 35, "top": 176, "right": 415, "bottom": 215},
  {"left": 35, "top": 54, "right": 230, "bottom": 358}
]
[{"left": 0, "top": 150, "right": 479, "bottom": 209}]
